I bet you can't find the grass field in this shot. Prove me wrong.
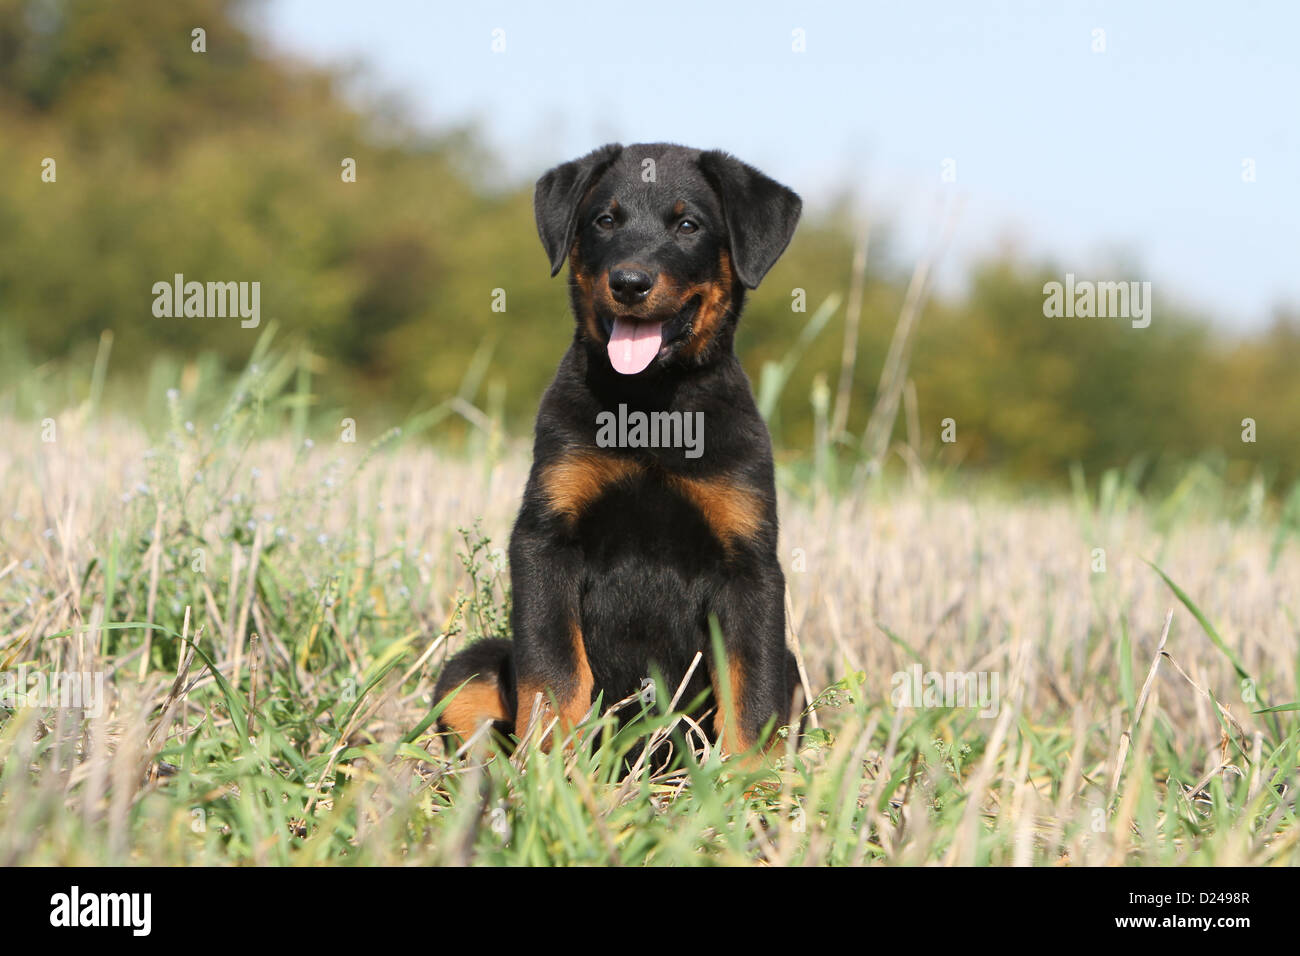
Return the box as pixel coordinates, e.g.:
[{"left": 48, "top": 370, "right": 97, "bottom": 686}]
[{"left": 1, "top": 355, "right": 1298, "bottom": 866}]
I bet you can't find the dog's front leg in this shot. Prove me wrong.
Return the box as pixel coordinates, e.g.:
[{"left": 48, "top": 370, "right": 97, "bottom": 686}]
[
  {"left": 508, "top": 520, "right": 593, "bottom": 750},
  {"left": 707, "top": 561, "right": 793, "bottom": 762}
]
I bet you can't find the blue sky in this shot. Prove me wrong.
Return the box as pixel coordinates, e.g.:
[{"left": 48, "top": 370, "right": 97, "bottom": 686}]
[{"left": 258, "top": 0, "right": 1298, "bottom": 329}]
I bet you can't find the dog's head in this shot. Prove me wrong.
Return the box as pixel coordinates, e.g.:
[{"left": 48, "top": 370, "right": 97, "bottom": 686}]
[{"left": 534, "top": 143, "right": 801, "bottom": 375}]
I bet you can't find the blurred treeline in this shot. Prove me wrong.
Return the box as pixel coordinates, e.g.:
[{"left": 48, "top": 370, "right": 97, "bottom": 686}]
[{"left": 2, "top": 0, "right": 1297, "bottom": 491}]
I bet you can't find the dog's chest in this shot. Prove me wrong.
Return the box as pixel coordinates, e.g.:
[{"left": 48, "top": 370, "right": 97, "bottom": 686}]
[{"left": 538, "top": 452, "right": 760, "bottom": 565}]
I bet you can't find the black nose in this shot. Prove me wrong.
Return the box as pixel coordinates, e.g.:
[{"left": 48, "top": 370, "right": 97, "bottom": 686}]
[{"left": 608, "top": 267, "right": 655, "bottom": 304}]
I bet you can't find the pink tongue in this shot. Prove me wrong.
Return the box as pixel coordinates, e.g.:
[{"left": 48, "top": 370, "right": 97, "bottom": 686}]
[{"left": 607, "top": 317, "right": 664, "bottom": 375}]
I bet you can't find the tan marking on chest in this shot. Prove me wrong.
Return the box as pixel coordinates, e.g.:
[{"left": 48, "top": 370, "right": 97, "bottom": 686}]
[
  {"left": 539, "top": 453, "right": 763, "bottom": 550},
  {"left": 539, "top": 453, "right": 642, "bottom": 521},
  {"left": 668, "top": 473, "right": 764, "bottom": 549}
]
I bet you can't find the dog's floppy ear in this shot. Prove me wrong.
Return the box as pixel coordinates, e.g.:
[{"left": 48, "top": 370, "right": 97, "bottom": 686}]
[
  {"left": 697, "top": 150, "right": 802, "bottom": 289},
  {"left": 534, "top": 143, "right": 624, "bottom": 276}
]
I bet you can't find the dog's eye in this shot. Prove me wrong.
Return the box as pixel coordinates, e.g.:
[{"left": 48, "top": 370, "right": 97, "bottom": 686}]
[
  {"left": 677, "top": 219, "right": 699, "bottom": 235},
  {"left": 594, "top": 213, "right": 616, "bottom": 230}
]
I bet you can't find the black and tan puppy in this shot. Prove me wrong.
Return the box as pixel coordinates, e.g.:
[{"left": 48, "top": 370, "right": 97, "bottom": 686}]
[{"left": 435, "top": 143, "right": 802, "bottom": 762}]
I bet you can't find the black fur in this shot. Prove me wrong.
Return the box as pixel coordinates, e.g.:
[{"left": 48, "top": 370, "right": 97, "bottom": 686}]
[{"left": 435, "top": 143, "right": 804, "bottom": 761}]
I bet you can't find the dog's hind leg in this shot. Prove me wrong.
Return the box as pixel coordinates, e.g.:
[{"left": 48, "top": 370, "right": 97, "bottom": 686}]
[{"left": 433, "top": 638, "right": 517, "bottom": 748}]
